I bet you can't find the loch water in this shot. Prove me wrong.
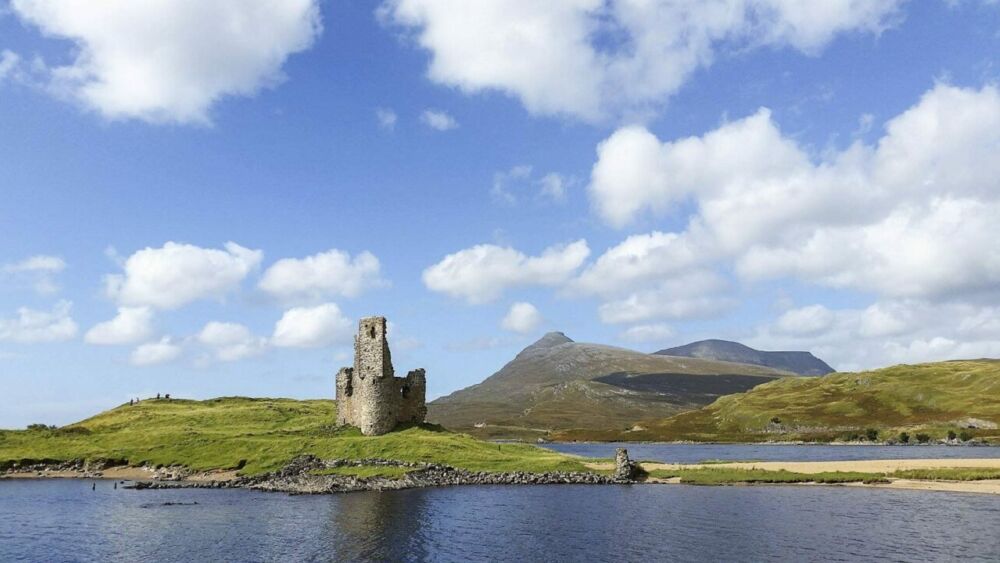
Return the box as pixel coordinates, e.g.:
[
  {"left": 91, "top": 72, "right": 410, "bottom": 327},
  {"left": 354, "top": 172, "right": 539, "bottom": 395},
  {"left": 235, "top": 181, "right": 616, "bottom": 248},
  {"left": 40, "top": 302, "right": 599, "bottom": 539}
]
[{"left": 2, "top": 477, "right": 999, "bottom": 562}]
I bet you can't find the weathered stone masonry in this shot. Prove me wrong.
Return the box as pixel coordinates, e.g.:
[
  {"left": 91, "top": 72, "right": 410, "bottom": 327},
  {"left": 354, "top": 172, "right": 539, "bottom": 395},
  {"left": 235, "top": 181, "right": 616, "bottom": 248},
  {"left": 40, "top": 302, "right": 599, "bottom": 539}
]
[{"left": 336, "top": 316, "right": 427, "bottom": 435}]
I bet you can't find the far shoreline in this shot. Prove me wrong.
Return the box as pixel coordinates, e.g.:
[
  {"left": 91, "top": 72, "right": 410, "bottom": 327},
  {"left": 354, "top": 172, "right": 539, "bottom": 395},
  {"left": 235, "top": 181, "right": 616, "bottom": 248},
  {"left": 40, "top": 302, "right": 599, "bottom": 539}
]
[{"left": 5, "top": 457, "right": 1000, "bottom": 496}]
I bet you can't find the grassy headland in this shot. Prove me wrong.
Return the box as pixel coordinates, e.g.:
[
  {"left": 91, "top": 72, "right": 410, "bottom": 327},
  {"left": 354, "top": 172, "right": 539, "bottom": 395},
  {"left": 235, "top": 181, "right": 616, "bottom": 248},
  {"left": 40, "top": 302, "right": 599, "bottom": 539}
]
[
  {"left": 561, "top": 360, "right": 1000, "bottom": 443},
  {"left": 0, "top": 397, "right": 589, "bottom": 475}
]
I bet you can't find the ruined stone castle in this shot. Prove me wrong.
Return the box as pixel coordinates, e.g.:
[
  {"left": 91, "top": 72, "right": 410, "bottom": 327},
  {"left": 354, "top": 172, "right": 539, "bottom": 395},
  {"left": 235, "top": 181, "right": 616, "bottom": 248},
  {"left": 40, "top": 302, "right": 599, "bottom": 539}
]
[{"left": 335, "top": 316, "right": 427, "bottom": 436}]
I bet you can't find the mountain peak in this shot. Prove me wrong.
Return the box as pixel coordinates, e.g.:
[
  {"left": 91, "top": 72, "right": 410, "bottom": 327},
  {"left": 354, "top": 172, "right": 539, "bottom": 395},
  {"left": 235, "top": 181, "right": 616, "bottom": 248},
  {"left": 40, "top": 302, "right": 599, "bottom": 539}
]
[
  {"left": 655, "top": 339, "right": 834, "bottom": 376},
  {"left": 528, "top": 331, "right": 574, "bottom": 350}
]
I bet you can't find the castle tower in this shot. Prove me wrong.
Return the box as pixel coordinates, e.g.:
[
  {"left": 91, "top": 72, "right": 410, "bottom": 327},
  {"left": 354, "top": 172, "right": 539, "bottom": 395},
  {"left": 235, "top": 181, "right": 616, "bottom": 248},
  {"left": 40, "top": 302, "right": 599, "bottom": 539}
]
[{"left": 335, "top": 316, "right": 425, "bottom": 436}]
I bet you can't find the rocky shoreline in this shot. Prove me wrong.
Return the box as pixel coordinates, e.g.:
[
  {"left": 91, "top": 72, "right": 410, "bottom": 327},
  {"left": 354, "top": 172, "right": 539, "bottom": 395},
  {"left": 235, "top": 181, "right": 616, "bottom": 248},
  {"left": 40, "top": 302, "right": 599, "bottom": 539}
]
[
  {"left": 1, "top": 454, "right": 637, "bottom": 495},
  {"left": 132, "top": 455, "right": 627, "bottom": 494}
]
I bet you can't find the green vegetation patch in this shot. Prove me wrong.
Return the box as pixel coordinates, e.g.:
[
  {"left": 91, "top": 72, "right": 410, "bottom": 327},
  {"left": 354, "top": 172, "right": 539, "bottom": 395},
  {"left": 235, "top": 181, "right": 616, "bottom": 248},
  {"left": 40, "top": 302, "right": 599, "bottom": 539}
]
[
  {"left": 0, "top": 397, "right": 591, "bottom": 476},
  {"left": 309, "top": 466, "right": 413, "bottom": 480},
  {"left": 890, "top": 468, "right": 1000, "bottom": 481},
  {"left": 630, "top": 360, "right": 1000, "bottom": 442},
  {"left": 648, "top": 467, "right": 887, "bottom": 485}
]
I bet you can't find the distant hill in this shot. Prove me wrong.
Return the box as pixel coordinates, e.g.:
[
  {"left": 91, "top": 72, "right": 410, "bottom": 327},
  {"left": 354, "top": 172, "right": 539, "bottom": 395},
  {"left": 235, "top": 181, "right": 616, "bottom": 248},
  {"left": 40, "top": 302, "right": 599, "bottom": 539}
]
[
  {"left": 594, "top": 360, "right": 1000, "bottom": 443},
  {"left": 428, "top": 332, "right": 795, "bottom": 439},
  {"left": 655, "top": 339, "right": 834, "bottom": 376}
]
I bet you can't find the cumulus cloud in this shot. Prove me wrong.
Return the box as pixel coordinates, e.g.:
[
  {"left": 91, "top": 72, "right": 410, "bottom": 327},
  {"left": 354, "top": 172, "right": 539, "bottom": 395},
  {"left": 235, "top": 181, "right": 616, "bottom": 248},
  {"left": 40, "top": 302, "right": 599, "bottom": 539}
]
[
  {"left": 0, "top": 301, "right": 78, "bottom": 343},
  {"left": 587, "top": 84, "right": 1000, "bottom": 303},
  {"left": 3, "top": 255, "right": 66, "bottom": 294},
  {"left": 750, "top": 300, "right": 1000, "bottom": 372},
  {"left": 618, "top": 324, "right": 675, "bottom": 344},
  {"left": 573, "top": 231, "right": 704, "bottom": 298},
  {"left": 197, "top": 321, "right": 267, "bottom": 362},
  {"left": 258, "top": 249, "right": 384, "bottom": 302},
  {"left": 105, "top": 242, "right": 262, "bottom": 310},
  {"left": 130, "top": 337, "right": 182, "bottom": 366},
  {"left": 271, "top": 303, "right": 353, "bottom": 348},
  {"left": 423, "top": 239, "right": 590, "bottom": 304},
  {"left": 382, "top": 0, "right": 901, "bottom": 121},
  {"left": 420, "top": 108, "right": 458, "bottom": 130},
  {"left": 84, "top": 306, "right": 154, "bottom": 345},
  {"left": 774, "top": 304, "right": 836, "bottom": 336},
  {"left": 596, "top": 271, "right": 735, "bottom": 324},
  {"left": 10, "top": 0, "right": 321, "bottom": 124},
  {"left": 500, "top": 302, "right": 543, "bottom": 334}
]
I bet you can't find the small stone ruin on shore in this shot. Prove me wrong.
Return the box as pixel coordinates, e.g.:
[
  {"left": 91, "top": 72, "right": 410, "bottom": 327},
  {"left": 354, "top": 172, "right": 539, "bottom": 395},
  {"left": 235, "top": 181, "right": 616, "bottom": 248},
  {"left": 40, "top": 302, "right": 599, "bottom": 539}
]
[{"left": 335, "top": 316, "right": 427, "bottom": 436}]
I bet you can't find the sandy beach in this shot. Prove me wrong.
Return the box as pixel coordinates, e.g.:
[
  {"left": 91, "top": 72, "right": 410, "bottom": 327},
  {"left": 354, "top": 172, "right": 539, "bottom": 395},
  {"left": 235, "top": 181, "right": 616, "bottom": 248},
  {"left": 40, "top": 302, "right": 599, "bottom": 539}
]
[{"left": 638, "top": 458, "right": 1000, "bottom": 474}]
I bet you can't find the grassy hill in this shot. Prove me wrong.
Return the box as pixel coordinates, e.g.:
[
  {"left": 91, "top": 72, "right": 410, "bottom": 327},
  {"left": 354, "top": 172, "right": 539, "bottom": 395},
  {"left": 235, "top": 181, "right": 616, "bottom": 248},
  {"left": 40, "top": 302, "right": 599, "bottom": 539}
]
[
  {"left": 0, "top": 397, "right": 589, "bottom": 475},
  {"left": 429, "top": 332, "right": 794, "bottom": 439},
  {"left": 579, "top": 360, "right": 1000, "bottom": 443}
]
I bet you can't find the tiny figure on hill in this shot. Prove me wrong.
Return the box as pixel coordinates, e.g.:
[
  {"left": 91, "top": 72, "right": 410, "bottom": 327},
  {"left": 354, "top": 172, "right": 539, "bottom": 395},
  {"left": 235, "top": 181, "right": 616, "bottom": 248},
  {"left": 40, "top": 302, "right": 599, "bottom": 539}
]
[
  {"left": 129, "top": 399, "right": 133, "bottom": 406},
  {"left": 156, "top": 393, "right": 161, "bottom": 400},
  {"left": 165, "top": 394, "right": 171, "bottom": 400}
]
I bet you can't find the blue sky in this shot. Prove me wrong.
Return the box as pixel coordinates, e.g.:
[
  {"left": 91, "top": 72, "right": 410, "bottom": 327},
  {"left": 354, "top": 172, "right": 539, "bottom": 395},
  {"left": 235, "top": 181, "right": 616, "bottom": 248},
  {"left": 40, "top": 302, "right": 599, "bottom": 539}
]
[{"left": 1, "top": 0, "right": 998, "bottom": 428}]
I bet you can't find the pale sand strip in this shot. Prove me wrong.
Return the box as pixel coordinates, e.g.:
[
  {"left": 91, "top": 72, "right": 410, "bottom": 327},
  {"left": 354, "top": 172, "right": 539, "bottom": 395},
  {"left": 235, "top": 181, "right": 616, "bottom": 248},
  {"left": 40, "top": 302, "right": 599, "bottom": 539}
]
[
  {"left": 641, "top": 477, "right": 1000, "bottom": 494},
  {"left": 853, "top": 479, "right": 1000, "bottom": 495},
  {"left": 637, "top": 458, "right": 1000, "bottom": 474}
]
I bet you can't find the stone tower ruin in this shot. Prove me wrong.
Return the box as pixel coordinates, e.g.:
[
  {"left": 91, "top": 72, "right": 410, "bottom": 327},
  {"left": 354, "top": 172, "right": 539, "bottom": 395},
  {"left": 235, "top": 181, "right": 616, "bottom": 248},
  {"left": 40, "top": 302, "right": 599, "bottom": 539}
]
[{"left": 335, "top": 316, "right": 427, "bottom": 436}]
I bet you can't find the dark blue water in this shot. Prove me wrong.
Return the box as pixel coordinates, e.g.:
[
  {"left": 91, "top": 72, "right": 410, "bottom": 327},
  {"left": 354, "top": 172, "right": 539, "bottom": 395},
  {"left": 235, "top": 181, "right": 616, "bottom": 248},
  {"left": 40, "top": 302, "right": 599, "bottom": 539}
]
[
  {"left": 1, "top": 479, "right": 999, "bottom": 562},
  {"left": 543, "top": 442, "right": 1000, "bottom": 463}
]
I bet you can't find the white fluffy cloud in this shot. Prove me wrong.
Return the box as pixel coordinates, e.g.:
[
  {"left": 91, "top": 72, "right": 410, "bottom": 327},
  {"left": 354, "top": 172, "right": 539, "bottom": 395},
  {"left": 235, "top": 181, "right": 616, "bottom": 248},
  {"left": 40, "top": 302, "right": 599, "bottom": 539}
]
[
  {"left": 618, "top": 323, "right": 676, "bottom": 344},
  {"left": 420, "top": 109, "right": 458, "bottom": 130},
  {"left": 258, "top": 249, "right": 384, "bottom": 302},
  {"left": 423, "top": 240, "right": 590, "bottom": 303},
  {"left": 197, "top": 321, "right": 267, "bottom": 362},
  {"left": 271, "top": 303, "right": 353, "bottom": 348},
  {"left": 574, "top": 231, "right": 704, "bottom": 297},
  {"left": 84, "top": 306, "right": 154, "bottom": 345},
  {"left": 105, "top": 242, "right": 262, "bottom": 310},
  {"left": 130, "top": 337, "right": 182, "bottom": 366},
  {"left": 383, "top": 0, "right": 900, "bottom": 121},
  {"left": 596, "top": 271, "right": 735, "bottom": 324},
  {"left": 500, "top": 302, "right": 543, "bottom": 334},
  {"left": 3, "top": 255, "right": 66, "bottom": 294},
  {"left": 774, "top": 304, "right": 836, "bottom": 337},
  {"left": 588, "top": 84, "right": 1000, "bottom": 303},
  {"left": 751, "top": 300, "right": 1000, "bottom": 371},
  {"left": 10, "top": 0, "right": 321, "bottom": 124},
  {"left": 0, "top": 301, "right": 78, "bottom": 343}
]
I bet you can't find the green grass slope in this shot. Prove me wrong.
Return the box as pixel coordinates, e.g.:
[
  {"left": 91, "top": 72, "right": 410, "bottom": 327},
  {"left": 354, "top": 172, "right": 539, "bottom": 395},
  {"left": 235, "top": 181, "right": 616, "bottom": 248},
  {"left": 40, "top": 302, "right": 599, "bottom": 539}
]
[
  {"left": 0, "top": 397, "right": 589, "bottom": 475},
  {"left": 608, "top": 360, "right": 1000, "bottom": 443}
]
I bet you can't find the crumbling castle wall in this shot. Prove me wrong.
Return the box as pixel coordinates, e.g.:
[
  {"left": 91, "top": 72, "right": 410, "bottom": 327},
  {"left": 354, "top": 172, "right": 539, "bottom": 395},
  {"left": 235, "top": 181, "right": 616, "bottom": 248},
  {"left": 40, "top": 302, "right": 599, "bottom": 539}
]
[
  {"left": 335, "top": 316, "right": 427, "bottom": 436},
  {"left": 334, "top": 367, "right": 355, "bottom": 427},
  {"left": 397, "top": 369, "right": 427, "bottom": 423}
]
